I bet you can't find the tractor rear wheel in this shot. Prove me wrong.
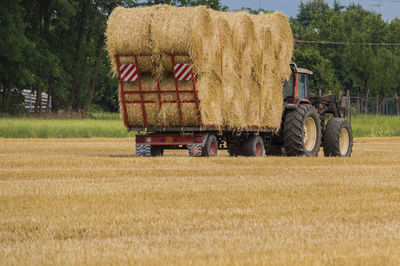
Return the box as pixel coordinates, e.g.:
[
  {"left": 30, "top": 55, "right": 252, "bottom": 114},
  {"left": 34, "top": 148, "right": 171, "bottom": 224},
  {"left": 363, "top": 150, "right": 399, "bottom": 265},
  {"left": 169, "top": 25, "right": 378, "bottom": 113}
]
[
  {"left": 282, "top": 104, "right": 321, "bottom": 156},
  {"left": 323, "top": 118, "right": 353, "bottom": 157},
  {"left": 244, "top": 135, "right": 264, "bottom": 157},
  {"left": 202, "top": 134, "right": 218, "bottom": 157}
]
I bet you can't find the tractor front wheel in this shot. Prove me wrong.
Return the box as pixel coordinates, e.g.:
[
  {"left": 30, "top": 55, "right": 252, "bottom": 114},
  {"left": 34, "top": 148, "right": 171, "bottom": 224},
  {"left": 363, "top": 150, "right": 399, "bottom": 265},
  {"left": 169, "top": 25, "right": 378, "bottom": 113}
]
[{"left": 323, "top": 118, "right": 353, "bottom": 157}]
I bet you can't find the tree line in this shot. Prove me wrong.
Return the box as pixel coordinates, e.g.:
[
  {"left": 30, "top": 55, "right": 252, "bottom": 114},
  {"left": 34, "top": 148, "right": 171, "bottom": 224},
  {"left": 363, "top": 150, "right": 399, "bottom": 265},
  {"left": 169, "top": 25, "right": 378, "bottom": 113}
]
[
  {"left": 1, "top": 0, "right": 399, "bottom": 115},
  {"left": 291, "top": 1, "right": 400, "bottom": 114}
]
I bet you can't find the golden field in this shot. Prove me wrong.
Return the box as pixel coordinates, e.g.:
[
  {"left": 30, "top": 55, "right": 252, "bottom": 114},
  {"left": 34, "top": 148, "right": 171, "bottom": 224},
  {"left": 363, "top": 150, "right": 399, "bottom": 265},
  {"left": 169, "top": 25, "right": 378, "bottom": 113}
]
[{"left": 1, "top": 137, "right": 400, "bottom": 265}]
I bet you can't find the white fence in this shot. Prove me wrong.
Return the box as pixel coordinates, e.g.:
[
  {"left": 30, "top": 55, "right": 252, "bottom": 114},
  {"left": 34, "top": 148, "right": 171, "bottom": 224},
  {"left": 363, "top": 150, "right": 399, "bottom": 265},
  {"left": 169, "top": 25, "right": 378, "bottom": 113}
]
[{"left": 21, "top": 90, "right": 52, "bottom": 112}]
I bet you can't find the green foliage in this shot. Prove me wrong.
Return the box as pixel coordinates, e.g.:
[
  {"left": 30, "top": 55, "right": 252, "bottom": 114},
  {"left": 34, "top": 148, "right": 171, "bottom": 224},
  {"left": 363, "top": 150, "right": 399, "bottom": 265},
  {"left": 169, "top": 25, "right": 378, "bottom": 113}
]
[
  {"left": 0, "top": 117, "right": 130, "bottom": 138},
  {"left": 350, "top": 115, "right": 400, "bottom": 137},
  {"left": 292, "top": 0, "right": 400, "bottom": 101},
  {"left": 234, "top": 7, "right": 274, "bottom": 14},
  {"left": 293, "top": 46, "right": 338, "bottom": 94}
]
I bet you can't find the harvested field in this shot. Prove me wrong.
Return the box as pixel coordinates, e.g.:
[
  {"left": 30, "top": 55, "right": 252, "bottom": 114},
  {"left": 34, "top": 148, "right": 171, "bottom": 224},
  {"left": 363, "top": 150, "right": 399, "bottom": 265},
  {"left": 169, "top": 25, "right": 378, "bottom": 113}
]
[{"left": 1, "top": 137, "right": 400, "bottom": 264}]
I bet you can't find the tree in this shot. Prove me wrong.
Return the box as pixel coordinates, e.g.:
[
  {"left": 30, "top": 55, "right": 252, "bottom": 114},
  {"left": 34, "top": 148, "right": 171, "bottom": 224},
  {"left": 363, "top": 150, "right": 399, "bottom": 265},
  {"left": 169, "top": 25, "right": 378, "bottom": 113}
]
[{"left": 0, "top": 0, "right": 33, "bottom": 113}]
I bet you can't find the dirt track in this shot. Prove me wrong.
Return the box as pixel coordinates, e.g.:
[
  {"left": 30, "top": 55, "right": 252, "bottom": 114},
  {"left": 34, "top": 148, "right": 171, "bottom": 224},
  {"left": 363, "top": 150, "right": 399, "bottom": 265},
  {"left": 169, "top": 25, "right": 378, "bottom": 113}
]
[{"left": 1, "top": 137, "right": 400, "bottom": 264}]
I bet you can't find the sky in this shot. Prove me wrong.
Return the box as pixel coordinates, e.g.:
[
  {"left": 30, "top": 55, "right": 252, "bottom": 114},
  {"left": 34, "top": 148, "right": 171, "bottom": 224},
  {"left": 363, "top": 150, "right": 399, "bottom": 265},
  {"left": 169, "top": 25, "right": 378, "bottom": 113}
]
[{"left": 220, "top": 0, "right": 400, "bottom": 22}]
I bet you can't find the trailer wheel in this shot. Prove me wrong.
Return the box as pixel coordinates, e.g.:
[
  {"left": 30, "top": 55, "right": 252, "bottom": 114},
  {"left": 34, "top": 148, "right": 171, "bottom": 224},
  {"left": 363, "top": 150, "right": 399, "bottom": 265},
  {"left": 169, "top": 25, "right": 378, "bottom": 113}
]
[
  {"left": 282, "top": 104, "right": 321, "bottom": 156},
  {"left": 244, "top": 135, "right": 264, "bottom": 157},
  {"left": 187, "top": 144, "right": 203, "bottom": 157},
  {"left": 202, "top": 134, "right": 218, "bottom": 157},
  {"left": 265, "top": 145, "right": 283, "bottom": 156},
  {"left": 136, "top": 144, "right": 151, "bottom": 157},
  {"left": 323, "top": 118, "right": 353, "bottom": 157},
  {"left": 151, "top": 146, "right": 164, "bottom": 157}
]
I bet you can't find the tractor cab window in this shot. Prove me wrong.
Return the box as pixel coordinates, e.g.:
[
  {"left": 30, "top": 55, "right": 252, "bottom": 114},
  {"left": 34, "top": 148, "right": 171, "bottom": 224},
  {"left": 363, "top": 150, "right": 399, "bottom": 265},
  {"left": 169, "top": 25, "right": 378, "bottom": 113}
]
[
  {"left": 283, "top": 75, "right": 294, "bottom": 98},
  {"left": 298, "top": 74, "right": 308, "bottom": 100}
]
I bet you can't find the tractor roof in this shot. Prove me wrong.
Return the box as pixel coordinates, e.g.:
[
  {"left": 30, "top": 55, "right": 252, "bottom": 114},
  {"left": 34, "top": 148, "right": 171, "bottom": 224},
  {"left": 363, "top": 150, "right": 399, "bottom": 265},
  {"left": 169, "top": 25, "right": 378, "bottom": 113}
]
[{"left": 297, "top": 68, "right": 313, "bottom": 75}]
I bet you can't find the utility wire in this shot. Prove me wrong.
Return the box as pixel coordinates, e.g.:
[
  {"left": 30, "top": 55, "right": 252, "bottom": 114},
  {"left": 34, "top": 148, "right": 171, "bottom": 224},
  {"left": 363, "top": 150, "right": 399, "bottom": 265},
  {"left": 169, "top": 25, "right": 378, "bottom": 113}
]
[{"left": 295, "top": 39, "right": 400, "bottom": 46}]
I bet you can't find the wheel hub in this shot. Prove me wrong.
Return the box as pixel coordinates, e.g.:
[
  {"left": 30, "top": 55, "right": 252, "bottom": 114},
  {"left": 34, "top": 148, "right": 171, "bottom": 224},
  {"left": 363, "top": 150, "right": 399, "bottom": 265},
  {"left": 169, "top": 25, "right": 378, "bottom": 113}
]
[
  {"left": 211, "top": 141, "right": 216, "bottom": 156},
  {"left": 256, "top": 142, "right": 262, "bottom": 156},
  {"left": 303, "top": 117, "right": 317, "bottom": 152},
  {"left": 339, "top": 128, "right": 349, "bottom": 156}
]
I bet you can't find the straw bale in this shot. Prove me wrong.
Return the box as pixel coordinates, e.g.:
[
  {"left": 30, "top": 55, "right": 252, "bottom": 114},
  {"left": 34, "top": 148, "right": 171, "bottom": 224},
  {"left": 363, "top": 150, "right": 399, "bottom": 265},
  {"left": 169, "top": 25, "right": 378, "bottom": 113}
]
[
  {"left": 106, "top": 7, "right": 155, "bottom": 75},
  {"left": 215, "top": 11, "right": 260, "bottom": 128},
  {"left": 119, "top": 76, "right": 160, "bottom": 127},
  {"left": 157, "top": 78, "right": 198, "bottom": 127},
  {"left": 249, "top": 12, "right": 293, "bottom": 128},
  {"left": 150, "top": 5, "right": 214, "bottom": 74},
  {"left": 259, "top": 75, "right": 284, "bottom": 129},
  {"left": 195, "top": 72, "right": 223, "bottom": 126},
  {"left": 269, "top": 12, "right": 294, "bottom": 80}
]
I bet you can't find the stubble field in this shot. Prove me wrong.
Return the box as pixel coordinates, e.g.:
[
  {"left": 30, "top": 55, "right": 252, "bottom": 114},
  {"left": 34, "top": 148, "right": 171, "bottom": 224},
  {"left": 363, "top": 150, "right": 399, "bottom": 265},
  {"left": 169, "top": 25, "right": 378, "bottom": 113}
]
[{"left": 1, "top": 137, "right": 400, "bottom": 265}]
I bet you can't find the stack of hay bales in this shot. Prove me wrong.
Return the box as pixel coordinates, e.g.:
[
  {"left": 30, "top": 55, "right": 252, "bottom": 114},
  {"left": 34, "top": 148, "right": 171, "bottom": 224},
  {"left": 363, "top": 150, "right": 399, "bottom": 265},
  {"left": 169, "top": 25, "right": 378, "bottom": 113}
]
[{"left": 106, "top": 5, "right": 293, "bottom": 130}]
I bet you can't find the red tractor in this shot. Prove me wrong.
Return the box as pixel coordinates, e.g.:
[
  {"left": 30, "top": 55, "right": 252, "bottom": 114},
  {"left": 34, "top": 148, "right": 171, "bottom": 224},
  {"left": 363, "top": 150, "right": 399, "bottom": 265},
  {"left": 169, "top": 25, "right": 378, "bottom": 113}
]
[{"left": 264, "top": 63, "right": 353, "bottom": 157}]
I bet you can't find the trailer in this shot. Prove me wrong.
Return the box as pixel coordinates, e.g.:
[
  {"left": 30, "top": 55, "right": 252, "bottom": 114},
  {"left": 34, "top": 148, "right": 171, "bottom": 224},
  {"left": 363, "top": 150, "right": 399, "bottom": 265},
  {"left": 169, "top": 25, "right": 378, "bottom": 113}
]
[{"left": 116, "top": 53, "right": 353, "bottom": 157}]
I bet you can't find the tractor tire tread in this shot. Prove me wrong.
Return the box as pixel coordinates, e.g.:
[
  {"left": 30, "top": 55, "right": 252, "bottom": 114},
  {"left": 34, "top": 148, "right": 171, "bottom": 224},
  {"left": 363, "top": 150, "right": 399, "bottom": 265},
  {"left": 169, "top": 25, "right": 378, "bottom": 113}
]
[
  {"left": 323, "top": 118, "right": 353, "bottom": 157},
  {"left": 188, "top": 144, "right": 203, "bottom": 157},
  {"left": 282, "top": 104, "right": 321, "bottom": 156}
]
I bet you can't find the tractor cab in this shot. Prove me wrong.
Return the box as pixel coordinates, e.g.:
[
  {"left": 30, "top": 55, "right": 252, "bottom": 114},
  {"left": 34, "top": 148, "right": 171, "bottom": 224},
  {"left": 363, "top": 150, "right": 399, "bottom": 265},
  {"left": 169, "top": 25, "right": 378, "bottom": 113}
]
[{"left": 283, "top": 63, "right": 313, "bottom": 105}]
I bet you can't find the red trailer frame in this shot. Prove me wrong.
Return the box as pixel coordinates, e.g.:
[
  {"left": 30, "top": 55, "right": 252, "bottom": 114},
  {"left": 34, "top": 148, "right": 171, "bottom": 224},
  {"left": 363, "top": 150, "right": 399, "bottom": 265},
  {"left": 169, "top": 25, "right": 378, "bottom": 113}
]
[{"left": 116, "top": 53, "right": 202, "bottom": 131}]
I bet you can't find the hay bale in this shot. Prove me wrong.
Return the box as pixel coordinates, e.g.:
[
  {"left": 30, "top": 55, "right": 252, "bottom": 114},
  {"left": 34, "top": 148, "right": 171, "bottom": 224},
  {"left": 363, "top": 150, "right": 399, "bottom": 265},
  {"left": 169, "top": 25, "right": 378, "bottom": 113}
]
[
  {"left": 106, "top": 7, "right": 155, "bottom": 74},
  {"left": 250, "top": 12, "right": 293, "bottom": 129},
  {"left": 209, "top": 11, "right": 259, "bottom": 128},
  {"left": 106, "top": 6, "right": 294, "bottom": 130},
  {"left": 270, "top": 12, "right": 294, "bottom": 80},
  {"left": 195, "top": 72, "right": 223, "bottom": 126},
  {"left": 157, "top": 78, "right": 198, "bottom": 127},
  {"left": 151, "top": 5, "right": 214, "bottom": 74}
]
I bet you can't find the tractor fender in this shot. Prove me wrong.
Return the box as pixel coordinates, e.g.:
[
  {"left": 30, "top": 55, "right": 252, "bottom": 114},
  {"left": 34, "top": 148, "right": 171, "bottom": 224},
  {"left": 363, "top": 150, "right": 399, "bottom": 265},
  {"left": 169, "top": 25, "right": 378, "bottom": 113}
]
[{"left": 285, "top": 100, "right": 311, "bottom": 110}]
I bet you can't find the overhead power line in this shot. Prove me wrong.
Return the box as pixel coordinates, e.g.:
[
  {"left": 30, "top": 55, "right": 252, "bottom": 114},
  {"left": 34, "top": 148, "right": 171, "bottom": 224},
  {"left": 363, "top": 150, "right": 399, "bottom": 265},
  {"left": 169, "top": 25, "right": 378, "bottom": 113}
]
[{"left": 295, "top": 39, "right": 400, "bottom": 46}]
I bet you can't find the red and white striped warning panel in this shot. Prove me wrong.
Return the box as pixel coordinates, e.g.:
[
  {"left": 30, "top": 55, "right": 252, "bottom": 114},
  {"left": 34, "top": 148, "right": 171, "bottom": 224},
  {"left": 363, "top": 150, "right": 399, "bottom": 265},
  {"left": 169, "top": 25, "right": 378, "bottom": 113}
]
[
  {"left": 119, "top": 64, "right": 138, "bottom": 82},
  {"left": 174, "top": 63, "right": 193, "bottom": 81}
]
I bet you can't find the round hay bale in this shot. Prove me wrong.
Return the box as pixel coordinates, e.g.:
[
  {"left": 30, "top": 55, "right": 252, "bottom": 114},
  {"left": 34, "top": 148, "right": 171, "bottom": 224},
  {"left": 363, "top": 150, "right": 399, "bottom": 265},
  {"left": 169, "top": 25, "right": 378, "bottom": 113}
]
[
  {"left": 151, "top": 5, "right": 215, "bottom": 74},
  {"left": 106, "top": 7, "right": 156, "bottom": 75},
  {"left": 119, "top": 76, "right": 160, "bottom": 127},
  {"left": 269, "top": 12, "right": 294, "bottom": 80},
  {"left": 157, "top": 78, "right": 198, "bottom": 127},
  {"left": 195, "top": 72, "right": 223, "bottom": 127}
]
